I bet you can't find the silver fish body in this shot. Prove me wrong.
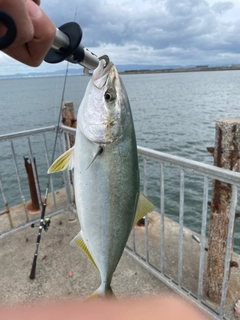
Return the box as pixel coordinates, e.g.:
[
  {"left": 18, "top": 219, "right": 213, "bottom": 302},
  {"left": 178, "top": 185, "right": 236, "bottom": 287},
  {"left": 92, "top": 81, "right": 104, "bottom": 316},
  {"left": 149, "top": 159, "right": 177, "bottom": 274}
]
[
  {"left": 48, "top": 59, "right": 154, "bottom": 298},
  {"left": 74, "top": 60, "right": 139, "bottom": 295}
]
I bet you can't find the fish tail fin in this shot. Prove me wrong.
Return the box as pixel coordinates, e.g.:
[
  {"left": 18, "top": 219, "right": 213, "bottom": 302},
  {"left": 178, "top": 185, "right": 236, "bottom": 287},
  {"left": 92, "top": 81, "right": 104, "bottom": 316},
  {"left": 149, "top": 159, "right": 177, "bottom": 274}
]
[{"left": 86, "top": 286, "right": 116, "bottom": 300}]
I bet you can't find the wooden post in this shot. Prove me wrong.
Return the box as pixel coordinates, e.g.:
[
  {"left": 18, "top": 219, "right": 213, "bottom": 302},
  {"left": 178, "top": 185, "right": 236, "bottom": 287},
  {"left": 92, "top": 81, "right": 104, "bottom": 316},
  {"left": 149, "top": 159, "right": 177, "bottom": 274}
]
[
  {"left": 62, "top": 101, "right": 76, "bottom": 148},
  {"left": 207, "top": 119, "right": 240, "bottom": 302},
  {"left": 24, "top": 157, "right": 40, "bottom": 212}
]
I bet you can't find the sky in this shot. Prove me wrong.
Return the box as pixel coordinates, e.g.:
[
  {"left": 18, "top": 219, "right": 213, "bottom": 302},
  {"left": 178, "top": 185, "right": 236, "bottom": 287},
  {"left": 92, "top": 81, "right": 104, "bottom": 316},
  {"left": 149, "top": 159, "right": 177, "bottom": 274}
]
[{"left": 1, "top": 0, "right": 240, "bottom": 75}]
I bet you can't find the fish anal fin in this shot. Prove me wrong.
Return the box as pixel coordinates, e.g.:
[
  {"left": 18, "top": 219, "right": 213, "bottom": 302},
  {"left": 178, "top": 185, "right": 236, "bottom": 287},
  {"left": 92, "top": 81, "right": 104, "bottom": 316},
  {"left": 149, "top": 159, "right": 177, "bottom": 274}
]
[
  {"left": 70, "top": 232, "right": 98, "bottom": 269},
  {"left": 133, "top": 193, "right": 155, "bottom": 227},
  {"left": 48, "top": 146, "right": 74, "bottom": 173}
]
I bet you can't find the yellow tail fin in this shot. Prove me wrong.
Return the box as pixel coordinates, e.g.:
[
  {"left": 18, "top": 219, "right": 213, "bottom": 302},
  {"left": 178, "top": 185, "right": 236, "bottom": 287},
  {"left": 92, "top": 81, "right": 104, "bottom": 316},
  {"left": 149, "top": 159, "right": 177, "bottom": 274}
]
[{"left": 86, "top": 286, "right": 116, "bottom": 300}]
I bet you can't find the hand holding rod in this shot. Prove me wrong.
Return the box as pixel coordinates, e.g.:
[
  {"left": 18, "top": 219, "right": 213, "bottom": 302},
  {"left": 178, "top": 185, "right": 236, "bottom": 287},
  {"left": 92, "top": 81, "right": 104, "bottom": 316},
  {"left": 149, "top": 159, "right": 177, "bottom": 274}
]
[
  {"left": 44, "top": 22, "right": 99, "bottom": 70},
  {"left": 0, "top": 13, "right": 99, "bottom": 70}
]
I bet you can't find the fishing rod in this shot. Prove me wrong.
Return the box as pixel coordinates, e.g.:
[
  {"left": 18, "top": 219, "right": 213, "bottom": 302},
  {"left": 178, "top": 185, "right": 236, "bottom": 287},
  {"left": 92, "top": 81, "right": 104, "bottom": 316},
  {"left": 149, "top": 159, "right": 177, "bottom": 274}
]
[{"left": 29, "top": 57, "right": 71, "bottom": 279}]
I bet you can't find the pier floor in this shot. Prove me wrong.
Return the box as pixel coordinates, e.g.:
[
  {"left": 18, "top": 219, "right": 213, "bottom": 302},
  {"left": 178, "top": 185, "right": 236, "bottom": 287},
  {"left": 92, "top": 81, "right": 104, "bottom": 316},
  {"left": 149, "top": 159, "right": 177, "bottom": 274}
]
[{"left": 0, "top": 193, "right": 239, "bottom": 319}]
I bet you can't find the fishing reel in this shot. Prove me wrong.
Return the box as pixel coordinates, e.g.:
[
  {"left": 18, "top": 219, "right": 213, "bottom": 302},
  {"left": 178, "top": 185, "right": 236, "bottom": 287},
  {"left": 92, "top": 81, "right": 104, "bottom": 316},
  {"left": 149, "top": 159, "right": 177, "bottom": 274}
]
[
  {"left": 44, "top": 22, "right": 100, "bottom": 71},
  {"left": 31, "top": 218, "right": 51, "bottom": 232}
]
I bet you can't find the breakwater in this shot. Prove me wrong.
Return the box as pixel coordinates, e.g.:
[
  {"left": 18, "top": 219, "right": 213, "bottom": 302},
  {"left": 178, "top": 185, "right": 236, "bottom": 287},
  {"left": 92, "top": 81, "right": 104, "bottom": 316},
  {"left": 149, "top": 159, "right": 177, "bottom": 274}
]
[{"left": 121, "top": 65, "right": 240, "bottom": 74}]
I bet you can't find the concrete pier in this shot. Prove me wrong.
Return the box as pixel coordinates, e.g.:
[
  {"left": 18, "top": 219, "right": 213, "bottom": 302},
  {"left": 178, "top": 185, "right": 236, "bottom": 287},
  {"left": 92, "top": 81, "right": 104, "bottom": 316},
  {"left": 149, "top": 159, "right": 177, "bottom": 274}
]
[{"left": 0, "top": 189, "right": 239, "bottom": 319}]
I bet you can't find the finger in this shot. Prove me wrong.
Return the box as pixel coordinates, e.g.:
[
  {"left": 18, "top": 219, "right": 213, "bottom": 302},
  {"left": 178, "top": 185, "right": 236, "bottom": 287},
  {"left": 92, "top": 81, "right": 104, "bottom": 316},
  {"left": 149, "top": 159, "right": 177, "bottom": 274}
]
[
  {"left": 0, "top": 0, "right": 33, "bottom": 46},
  {"left": 3, "top": 1, "right": 56, "bottom": 66},
  {"left": 26, "top": 0, "right": 56, "bottom": 66}
]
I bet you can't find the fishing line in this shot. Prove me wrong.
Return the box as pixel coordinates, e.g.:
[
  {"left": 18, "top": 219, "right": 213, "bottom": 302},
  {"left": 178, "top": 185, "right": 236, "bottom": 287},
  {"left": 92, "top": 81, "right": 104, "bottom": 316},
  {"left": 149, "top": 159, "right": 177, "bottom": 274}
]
[{"left": 29, "top": 61, "right": 70, "bottom": 280}]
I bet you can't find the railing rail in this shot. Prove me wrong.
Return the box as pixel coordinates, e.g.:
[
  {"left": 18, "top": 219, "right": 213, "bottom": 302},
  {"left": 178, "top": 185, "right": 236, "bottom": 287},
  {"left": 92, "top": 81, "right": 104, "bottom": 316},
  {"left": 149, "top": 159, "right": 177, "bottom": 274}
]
[
  {"left": 0, "top": 125, "right": 56, "bottom": 141},
  {"left": 137, "top": 145, "right": 240, "bottom": 187}
]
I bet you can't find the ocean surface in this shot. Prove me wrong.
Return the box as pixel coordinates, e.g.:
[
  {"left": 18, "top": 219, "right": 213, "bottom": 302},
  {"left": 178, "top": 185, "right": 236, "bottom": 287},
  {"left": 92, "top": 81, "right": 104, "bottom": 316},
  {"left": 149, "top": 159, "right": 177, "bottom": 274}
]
[{"left": 0, "top": 70, "right": 240, "bottom": 252}]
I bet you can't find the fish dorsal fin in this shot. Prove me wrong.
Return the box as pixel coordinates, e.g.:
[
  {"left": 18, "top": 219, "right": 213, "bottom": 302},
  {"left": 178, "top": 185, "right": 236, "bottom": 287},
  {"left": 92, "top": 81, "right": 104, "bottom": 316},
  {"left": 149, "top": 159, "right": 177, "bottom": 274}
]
[
  {"left": 133, "top": 193, "right": 155, "bottom": 227},
  {"left": 86, "top": 145, "right": 103, "bottom": 170},
  {"left": 47, "top": 146, "right": 74, "bottom": 173},
  {"left": 70, "top": 232, "right": 98, "bottom": 269}
]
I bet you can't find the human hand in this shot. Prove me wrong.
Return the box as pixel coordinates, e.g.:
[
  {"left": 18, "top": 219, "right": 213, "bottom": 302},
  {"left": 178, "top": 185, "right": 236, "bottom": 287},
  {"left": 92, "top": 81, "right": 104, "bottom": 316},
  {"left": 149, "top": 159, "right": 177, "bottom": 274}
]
[
  {"left": 0, "top": 296, "right": 208, "bottom": 320},
  {"left": 0, "top": 0, "right": 56, "bottom": 66}
]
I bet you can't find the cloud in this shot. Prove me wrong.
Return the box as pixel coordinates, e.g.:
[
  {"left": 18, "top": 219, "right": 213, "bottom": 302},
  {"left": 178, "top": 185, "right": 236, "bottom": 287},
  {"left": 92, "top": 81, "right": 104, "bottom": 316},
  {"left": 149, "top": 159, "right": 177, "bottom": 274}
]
[
  {"left": 211, "top": 1, "right": 234, "bottom": 14},
  {"left": 1, "top": 0, "right": 240, "bottom": 75}
]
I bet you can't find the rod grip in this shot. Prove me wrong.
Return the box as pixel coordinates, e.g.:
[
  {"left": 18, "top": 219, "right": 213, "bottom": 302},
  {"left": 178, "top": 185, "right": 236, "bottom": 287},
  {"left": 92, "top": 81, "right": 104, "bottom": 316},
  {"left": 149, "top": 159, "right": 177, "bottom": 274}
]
[{"left": 29, "top": 255, "right": 37, "bottom": 280}]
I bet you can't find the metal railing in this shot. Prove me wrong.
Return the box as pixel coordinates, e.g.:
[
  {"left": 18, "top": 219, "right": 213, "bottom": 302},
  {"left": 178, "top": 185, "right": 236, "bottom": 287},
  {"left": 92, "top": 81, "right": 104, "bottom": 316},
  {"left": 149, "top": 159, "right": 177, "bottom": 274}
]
[
  {"left": 127, "top": 146, "right": 240, "bottom": 320},
  {"left": 0, "top": 125, "right": 75, "bottom": 239},
  {"left": 0, "top": 124, "right": 240, "bottom": 319}
]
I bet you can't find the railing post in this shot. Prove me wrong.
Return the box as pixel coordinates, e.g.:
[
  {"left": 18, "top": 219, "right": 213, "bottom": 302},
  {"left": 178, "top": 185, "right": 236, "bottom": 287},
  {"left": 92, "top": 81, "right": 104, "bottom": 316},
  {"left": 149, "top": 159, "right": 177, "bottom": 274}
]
[
  {"left": 207, "top": 119, "right": 240, "bottom": 302},
  {"left": 0, "top": 173, "right": 13, "bottom": 229}
]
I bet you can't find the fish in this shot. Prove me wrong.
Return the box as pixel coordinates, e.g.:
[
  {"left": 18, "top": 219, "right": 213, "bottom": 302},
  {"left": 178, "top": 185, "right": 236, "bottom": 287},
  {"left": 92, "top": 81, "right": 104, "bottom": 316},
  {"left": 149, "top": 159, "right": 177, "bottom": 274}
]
[{"left": 48, "top": 58, "right": 154, "bottom": 298}]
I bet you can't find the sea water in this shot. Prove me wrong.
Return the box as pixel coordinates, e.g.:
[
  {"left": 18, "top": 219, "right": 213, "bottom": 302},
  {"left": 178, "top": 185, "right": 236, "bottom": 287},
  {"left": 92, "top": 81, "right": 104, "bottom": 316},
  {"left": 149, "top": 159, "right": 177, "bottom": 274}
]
[{"left": 0, "top": 70, "right": 239, "bottom": 251}]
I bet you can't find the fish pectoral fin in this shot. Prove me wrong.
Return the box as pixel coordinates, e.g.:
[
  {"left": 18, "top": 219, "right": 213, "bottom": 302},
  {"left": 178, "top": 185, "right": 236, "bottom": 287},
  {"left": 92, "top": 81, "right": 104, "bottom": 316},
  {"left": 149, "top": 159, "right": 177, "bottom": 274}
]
[
  {"left": 86, "top": 145, "right": 103, "bottom": 170},
  {"left": 70, "top": 232, "right": 98, "bottom": 269},
  {"left": 47, "top": 146, "right": 74, "bottom": 173},
  {"left": 133, "top": 193, "right": 155, "bottom": 227}
]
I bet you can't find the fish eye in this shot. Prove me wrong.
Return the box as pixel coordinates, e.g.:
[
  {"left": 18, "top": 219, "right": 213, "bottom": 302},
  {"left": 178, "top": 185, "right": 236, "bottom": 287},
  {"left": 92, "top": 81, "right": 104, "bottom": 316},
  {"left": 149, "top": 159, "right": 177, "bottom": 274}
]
[
  {"left": 104, "top": 89, "right": 116, "bottom": 102},
  {"left": 105, "top": 92, "right": 112, "bottom": 101}
]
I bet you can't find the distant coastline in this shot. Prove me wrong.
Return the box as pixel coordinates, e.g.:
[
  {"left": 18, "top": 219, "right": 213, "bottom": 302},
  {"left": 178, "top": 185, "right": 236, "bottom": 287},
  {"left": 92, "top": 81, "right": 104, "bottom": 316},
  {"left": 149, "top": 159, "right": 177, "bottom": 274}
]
[
  {"left": 1, "top": 64, "right": 240, "bottom": 79},
  {"left": 120, "top": 65, "right": 240, "bottom": 75}
]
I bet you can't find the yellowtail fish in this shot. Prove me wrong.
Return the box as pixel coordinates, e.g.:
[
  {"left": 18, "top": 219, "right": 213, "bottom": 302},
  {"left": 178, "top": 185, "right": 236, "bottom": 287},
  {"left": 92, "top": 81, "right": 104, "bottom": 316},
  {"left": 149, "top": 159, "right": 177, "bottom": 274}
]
[{"left": 48, "top": 58, "right": 154, "bottom": 298}]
